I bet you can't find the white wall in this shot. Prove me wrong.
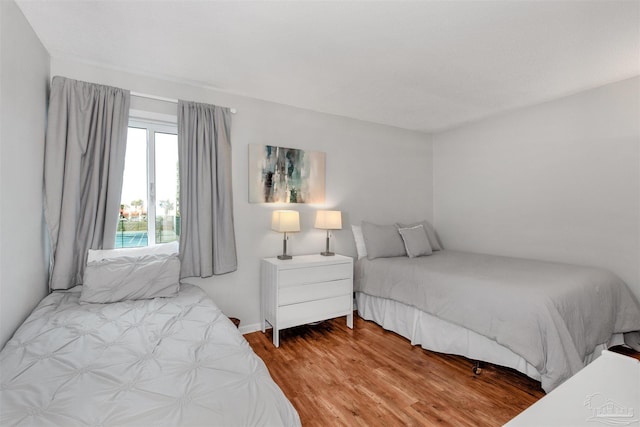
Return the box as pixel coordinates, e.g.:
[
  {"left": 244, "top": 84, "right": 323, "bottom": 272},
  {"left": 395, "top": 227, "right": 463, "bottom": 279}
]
[
  {"left": 0, "top": 0, "right": 50, "bottom": 348},
  {"left": 433, "top": 77, "right": 640, "bottom": 298},
  {"left": 50, "top": 58, "right": 434, "bottom": 332}
]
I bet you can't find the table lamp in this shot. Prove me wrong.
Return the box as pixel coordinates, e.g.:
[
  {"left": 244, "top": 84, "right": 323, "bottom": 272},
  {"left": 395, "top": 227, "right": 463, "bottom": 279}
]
[
  {"left": 314, "top": 210, "right": 342, "bottom": 256},
  {"left": 271, "top": 210, "right": 300, "bottom": 260}
]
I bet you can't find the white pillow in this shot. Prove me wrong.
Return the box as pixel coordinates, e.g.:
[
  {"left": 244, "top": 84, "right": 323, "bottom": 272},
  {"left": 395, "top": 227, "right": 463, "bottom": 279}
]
[
  {"left": 352, "top": 225, "right": 367, "bottom": 260},
  {"left": 81, "top": 254, "right": 180, "bottom": 304},
  {"left": 87, "top": 241, "right": 179, "bottom": 263}
]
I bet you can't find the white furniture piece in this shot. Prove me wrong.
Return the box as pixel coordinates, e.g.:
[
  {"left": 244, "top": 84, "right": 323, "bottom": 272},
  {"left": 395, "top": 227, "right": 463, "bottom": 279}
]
[
  {"left": 261, "top": 254, "right": 354, "bottom": 347},
  {"left": 505, "top": 350, "right": 639, "bottom": 426}
]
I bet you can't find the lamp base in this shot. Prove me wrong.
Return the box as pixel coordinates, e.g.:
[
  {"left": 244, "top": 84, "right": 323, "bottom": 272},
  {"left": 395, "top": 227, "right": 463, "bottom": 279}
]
[
  {"left": 320, "top": 232, "right": 335, "bottom": 256},
  {"left": 278, "top": 233, "right": 293, "bottom": 260}
]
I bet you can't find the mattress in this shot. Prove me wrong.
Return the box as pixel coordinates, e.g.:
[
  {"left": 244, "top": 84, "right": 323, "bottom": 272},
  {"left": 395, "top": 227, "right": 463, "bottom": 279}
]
[
  {"left": 355, "top": 250, "right": 640, "bottom": 392},
  {"left": 0, "top": 284, "right": 301, "bottom": 427}
]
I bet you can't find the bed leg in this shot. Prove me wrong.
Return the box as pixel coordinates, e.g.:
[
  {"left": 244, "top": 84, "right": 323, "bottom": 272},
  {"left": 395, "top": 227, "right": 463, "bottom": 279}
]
[{"left": 472, "top": 361, "right": 483, "bottom": 375}]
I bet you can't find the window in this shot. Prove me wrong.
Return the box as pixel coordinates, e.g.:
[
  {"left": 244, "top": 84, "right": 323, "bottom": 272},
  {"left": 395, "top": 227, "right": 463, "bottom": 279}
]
[{"left": 116, "top": 120, "right": 179, "bottom": 248}]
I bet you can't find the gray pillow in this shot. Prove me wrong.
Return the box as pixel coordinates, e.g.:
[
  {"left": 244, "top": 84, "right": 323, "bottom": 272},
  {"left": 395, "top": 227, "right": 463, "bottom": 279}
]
[
  {"left": 361, "top": 221, "right": 407, "bottom": 260},
  {"left": 398, "top": 225, "right": 433, "bottom": 258},
  {"left": 81, "top": 254, "right": 180, "bottom": 304},
  {"left": 396, "top": 220, "right": 442, "bottom": 251}
]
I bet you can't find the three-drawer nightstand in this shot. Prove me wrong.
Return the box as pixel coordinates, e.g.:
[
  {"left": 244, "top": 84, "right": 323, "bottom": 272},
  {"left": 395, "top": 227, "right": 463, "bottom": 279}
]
[{"left": 260, "top": 254, "right": 354, "bottom": 347}]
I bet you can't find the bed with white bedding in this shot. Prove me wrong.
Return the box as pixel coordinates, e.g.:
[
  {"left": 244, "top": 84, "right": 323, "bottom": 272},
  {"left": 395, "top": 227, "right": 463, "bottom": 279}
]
[
  {"left": 0, "top": 283, "right": 300, "bottom": 426},
  {"left": 354, "top": 249, "right": 640, "bottom": 392}
]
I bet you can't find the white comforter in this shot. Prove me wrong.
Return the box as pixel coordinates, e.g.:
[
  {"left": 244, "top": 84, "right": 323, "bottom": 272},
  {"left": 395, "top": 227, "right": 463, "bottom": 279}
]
[
  {"left": 0, "top": 284, "right": 300, "bottom": 427},
  {"left": 355, "top": 250, "right": 640, "bottom": 392}
]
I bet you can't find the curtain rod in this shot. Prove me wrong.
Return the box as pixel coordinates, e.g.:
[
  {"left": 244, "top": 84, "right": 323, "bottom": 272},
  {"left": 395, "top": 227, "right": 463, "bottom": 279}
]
[{"left": 130, "top": 91, "right": 237, "bottom": 114}]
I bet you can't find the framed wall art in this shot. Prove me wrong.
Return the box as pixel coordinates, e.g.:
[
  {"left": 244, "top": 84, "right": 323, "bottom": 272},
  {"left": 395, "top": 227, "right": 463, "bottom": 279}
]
[{"left": 248, "top": 144, "right": 325, "bottom": 203}]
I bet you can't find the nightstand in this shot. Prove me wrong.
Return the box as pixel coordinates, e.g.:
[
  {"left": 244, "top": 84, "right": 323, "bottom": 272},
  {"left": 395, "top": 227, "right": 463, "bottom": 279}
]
[{"left": 260, "top": 254, "right": 354, "bottom": 347}]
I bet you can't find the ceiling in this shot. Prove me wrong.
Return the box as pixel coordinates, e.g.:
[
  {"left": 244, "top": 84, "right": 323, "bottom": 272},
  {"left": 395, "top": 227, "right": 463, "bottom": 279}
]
[{"left": 16, "top": 0, "right": 640, "bottom": 133}]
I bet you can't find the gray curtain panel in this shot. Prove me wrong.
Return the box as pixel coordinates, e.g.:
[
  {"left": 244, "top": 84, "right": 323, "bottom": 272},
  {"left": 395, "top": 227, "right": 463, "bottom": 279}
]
[
  {"left": 44, "top": 76, "right": 130, "bottom": 290},
  {"left": 177, "top": 100, "right": 237, "bottom": 278}
]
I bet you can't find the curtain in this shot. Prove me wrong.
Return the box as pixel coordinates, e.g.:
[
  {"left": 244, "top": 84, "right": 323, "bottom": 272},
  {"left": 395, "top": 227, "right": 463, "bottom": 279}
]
[
  {"left": 44, "top": 76, "right": 130, "bottom": 290},
  {"left": 178, "top": 100, "right": 237, "bottom": 278}
]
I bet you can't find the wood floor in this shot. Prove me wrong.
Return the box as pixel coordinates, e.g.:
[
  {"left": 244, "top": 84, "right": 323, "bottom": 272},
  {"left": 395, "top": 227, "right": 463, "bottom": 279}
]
[{"left": 245, "top": 314, "right": 547, "bottom": 426}]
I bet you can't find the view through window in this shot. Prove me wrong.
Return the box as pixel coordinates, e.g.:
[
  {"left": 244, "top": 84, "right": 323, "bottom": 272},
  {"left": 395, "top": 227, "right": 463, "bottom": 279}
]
[{"left": 117, "top": 121, "right": 179, "bottom": 248}]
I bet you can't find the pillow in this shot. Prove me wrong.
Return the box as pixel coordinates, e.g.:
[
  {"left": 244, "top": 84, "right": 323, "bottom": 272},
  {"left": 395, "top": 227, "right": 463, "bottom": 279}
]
[
  {"left": 87, "top": 241, "right": 179, "bottom": 263},
  {"left": 80, "top": 253, "right": 180, "bottom": 304},
  {"left": 398, "top": 225, "right": 433, "bottom": 258},
  {"left": 396, "top": 220, "right": 442, "bottom": 251},
  {"left": 351, "top": 225, "right": 367, "bottom": 260},
  {"left": 361, "top": 221, "right": 406, "bottom": 260}
]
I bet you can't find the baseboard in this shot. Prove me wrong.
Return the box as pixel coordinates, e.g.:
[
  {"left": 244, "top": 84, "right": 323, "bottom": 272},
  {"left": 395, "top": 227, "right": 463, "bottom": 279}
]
[{"left": 239, "top": 323, "right": 267, "bottom": 335}]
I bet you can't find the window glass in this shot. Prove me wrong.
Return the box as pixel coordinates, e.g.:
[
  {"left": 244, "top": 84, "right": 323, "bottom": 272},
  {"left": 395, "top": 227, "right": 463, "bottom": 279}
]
[
  {"left": 117, "top": 127, "right": 149, "bottom": 248},
  {"left": 154, "top": 132, "right": 179, "bottom": 244}
]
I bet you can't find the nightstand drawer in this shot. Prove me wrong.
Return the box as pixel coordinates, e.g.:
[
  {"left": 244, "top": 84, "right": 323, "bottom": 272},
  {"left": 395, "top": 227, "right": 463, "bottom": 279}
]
[
  {"left": 279, "top": 279, "right": 351, "bottom": 306},
  {"left": 279, "top": 294, "right": 352, "bottom": 329},
  {"left": 279, "top": 262, "right": 352, "bottom": 287}
]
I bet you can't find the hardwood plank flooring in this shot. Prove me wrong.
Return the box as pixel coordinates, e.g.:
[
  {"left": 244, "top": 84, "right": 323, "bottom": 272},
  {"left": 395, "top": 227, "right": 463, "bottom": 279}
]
[
  {"left": 245, "top": 314, "right": 547, "bottom": 426},
  {"left": 609, "top": 344, "right": 640, "bottom": 361}
]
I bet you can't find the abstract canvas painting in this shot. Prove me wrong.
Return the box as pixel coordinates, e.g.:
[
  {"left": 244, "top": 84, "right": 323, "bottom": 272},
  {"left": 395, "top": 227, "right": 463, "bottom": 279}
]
[{"left": 249, "top": 144, "right": 325, "bottom": 203}]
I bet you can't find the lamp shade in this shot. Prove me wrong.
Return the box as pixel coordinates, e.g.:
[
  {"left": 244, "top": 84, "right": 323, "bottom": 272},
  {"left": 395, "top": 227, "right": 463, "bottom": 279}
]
[
  {"left": 314, "top": 210, "right": 342, "bottom": 230},
  {"left": 271, "top": 210, "right": 300, "bottom": 233}
]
